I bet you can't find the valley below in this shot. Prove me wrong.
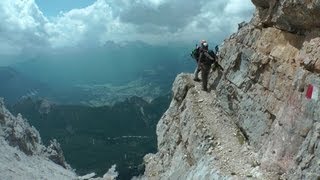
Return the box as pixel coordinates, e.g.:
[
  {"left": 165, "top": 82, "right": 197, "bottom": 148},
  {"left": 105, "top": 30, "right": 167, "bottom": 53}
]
[{"left": 9, "top": 94, "right": 171, "bottom": 179}]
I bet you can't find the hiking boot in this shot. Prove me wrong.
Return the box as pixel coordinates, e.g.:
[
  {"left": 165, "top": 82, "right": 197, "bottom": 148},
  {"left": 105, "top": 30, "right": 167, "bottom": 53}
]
[{"left": 194, "top": 78, "right": 201, "bottom": 82}]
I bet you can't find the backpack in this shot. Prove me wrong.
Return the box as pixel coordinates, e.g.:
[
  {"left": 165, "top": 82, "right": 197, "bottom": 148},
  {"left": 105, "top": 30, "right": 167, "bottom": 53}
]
[
  {"left": 207, "top": 50, "right": 216, "bottom": 65},
  {"left": 190, "top": 47, "right": 200, "bottom": 61}
]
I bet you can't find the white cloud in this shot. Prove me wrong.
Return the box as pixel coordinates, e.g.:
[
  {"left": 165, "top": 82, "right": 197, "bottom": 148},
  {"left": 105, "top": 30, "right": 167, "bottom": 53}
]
[
  {"left": 224, "top": 0, "right": 254, "bottom": 14},
  {"left": 45, "top": 0, "right": 116, "bottom": 48},
  {"left": 145, "top": 0, "right": 167, "bottom": 7},
  {"left": 0, "top": 0, "right": 49, "bottom": 56},
  {"left": 0, "top": 0, "right": 255, "bottom": 59}
]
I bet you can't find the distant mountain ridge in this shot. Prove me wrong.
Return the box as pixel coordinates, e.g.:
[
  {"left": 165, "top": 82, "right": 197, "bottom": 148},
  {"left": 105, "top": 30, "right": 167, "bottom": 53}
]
[
  {"left": 12, "top": 42, "right": 194, "bottom": 88},
  {"left": 8, "top": 42, "right": 194, "bottom": 105}
]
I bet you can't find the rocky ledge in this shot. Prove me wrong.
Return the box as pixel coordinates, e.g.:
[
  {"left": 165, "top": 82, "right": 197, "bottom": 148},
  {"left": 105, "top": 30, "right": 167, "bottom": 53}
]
[{"left": 140, "top": 0, "right": 320, "bottom": 179}]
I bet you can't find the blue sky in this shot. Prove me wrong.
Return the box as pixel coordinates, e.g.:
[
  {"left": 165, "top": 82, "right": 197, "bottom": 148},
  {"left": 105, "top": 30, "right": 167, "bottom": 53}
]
[
  {"left": 35, "top": 0, "right": 95, "bottom": 16},
  {"left": 0, "top": 0, "right": 255, "bottom": 64}
]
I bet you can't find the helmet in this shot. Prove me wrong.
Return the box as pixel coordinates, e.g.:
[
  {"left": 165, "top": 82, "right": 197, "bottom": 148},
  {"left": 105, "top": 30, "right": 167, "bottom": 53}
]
[
  {"left": 200, "top": 40, "right": 207, "bottom": 44},
  {"left": 200, "top": 40, "right": 208, "bottom": 48}
]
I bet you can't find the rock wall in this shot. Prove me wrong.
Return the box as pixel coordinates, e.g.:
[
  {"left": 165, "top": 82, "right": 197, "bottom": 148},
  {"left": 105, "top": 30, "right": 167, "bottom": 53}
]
[
  {"left": 0, "top": 98, "right": 77, "bottom": 179},
  {"left": 252, "top": 0, "right": 320, "bottom": 33},
  {"left": 139, "top": 74, "right": 279, "bottom": 179},
  {"left": 141, "top": 0, "right": 320, "bottom": 179}
]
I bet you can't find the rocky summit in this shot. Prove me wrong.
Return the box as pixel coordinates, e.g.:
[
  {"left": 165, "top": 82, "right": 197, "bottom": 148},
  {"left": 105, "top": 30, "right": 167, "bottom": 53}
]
[
  {"left": 1, "top": 0, "right": 320, "bottom": 179},
  {"left": 140, "top": 0, "right": 320, "bottom": 179}
]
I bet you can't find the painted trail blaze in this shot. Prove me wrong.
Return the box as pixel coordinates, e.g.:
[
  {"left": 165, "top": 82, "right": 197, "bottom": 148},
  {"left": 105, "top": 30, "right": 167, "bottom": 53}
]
[{"left": 306, "top": 84, "right": 319, "bottom": 101}]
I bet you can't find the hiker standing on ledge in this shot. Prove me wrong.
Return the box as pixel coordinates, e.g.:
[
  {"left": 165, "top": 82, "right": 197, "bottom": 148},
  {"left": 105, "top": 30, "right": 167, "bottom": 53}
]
[
  {"left": 198, "top": 41, "right": 215, "bottom": 91},
  {"left": 190, "top": 40, "right": 216, "bottom": 91},
  {"left": 193, "top": 40, "right": 207, "bottom": 82}
]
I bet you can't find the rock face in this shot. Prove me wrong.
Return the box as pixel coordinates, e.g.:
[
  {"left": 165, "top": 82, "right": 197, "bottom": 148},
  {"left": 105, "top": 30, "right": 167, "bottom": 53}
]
[
  {"left": 0, "top": 98, "right": 119, "bottom": 180},
  {"left": 252, "top": 0, "right": 320, "bottom": 33},
  {"left": 141, "top": 1, "right": 320, "bottom": 179},
  {"left": 140, "top": 74, "right": 279, "bottom": 179},
  {"left": 0, "top": 98, "right": 76, "bottom": 179}
]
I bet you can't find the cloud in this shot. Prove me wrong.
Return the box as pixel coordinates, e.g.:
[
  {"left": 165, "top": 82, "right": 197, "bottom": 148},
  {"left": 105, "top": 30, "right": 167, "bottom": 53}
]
[
  {"left": 224, "top": 0, "right": 254, "bottom": 15},
  {"left": 118, "top": 0, "right": 204, "bottom": 31},
  {"left": 45, "top": 0, "right": 117, "bottom": 48},
  {"left": 0, "top": 0, "right": 254, "bottom": 59},
  {"left": 0, "top": 0, "right": 49, "bottom": 56}
]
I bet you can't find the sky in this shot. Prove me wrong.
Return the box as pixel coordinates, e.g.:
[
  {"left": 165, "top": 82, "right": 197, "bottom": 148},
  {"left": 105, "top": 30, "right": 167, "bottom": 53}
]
[
  {"left": 0, "top": 0, "right": 255, "bottom": 64},
  {"left": 35, "top": 0, "right": 96, "bottom": 16}
]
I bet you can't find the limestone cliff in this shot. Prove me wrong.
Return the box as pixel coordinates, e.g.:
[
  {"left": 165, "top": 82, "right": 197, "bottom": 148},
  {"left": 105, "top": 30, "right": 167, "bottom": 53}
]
[
  {"left": 141, "top": 0, "right": 320, "bottom": 179},
  {"left": 0, "top": 98, "right": 118, "bottom": 180},
  {"left": 0, "top": 98, "right": 77, "bottom": 179}
]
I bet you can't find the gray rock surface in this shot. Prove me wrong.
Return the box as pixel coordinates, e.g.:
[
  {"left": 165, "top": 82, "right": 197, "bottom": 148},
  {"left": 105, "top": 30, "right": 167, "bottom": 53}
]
[
  {"left": 140, "top": 74, "right": 279, "bottom": 179},
  {"left": 141, "top": 1, "right": 320, "bottom": 179},
  {"left": 252, "top": 0, "right": 320, "bottom": 33},
  {"left": 0, "top": 98, "right": 118, "bottom": 180},
  {"left": 0, "top": 98, "right": 77, "bottom": 179},
  {"left": 0, "top": 137, "right": 77, "bottom": 180}
]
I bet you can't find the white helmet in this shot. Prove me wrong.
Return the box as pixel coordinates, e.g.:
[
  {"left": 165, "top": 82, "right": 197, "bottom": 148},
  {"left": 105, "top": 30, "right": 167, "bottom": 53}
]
[{"left": 200, "top": 40, "right": 207, "bottom": 44}]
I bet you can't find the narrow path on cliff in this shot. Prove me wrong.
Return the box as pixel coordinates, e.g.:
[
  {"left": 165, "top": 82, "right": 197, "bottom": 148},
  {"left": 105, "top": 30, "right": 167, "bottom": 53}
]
[{"left": 188, "top": 76, "right": 277, "bottom": 178}]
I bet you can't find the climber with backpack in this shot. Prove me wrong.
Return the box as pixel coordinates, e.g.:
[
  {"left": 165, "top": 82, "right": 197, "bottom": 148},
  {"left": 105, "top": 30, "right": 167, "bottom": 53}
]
[
  {"left": 190, "top": 40, "right": 205, "bottom": 82},
  {"left": 190, "top": 40, "right": 216, "bottom": 91}
]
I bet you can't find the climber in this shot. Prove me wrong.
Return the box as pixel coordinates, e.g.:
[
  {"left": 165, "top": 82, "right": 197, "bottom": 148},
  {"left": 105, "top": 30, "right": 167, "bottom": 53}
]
[
  {"left": 191, "top": 40, "right": 207, "bottom": 82},
  {"left": 198, "top": 41, "right": 215, "bottom": 91}
]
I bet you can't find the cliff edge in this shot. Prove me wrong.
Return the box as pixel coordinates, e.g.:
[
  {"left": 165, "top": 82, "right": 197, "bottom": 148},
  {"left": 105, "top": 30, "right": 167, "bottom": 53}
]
[
  {"left": 0, "top": 98, "right": 77, "bottom": 179},
  {"left": 141, "top": 0, "right": 320, "bottom": 179}
]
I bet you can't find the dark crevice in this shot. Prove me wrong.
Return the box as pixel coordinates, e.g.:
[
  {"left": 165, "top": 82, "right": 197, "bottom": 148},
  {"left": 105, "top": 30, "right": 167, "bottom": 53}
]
[
  {"left": 232, "top": 53, "right": 242, "bottom": 71},
  {"left": 266, "top": 110, "right": 277, "bottom": 123},
  {"left": 270, "top": 113, "right": 276, "bottom": 122},
  {"left": 253, "top": 63, "right": 269, "bottom": 84},
  {"left": 238, "top": 126, "right": 250, "bottom": 145},
  {"left": 0, "top": 113, "right": 4, "bottom": 124},
  {"left": 210, "top": 70, "right": 223, "bottom": 91}
]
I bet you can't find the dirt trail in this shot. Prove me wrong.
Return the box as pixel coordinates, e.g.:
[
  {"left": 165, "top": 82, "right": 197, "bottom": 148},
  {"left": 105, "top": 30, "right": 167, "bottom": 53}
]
[{"left": 188, "top": 80, "right": 277, "bottom": 179}]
